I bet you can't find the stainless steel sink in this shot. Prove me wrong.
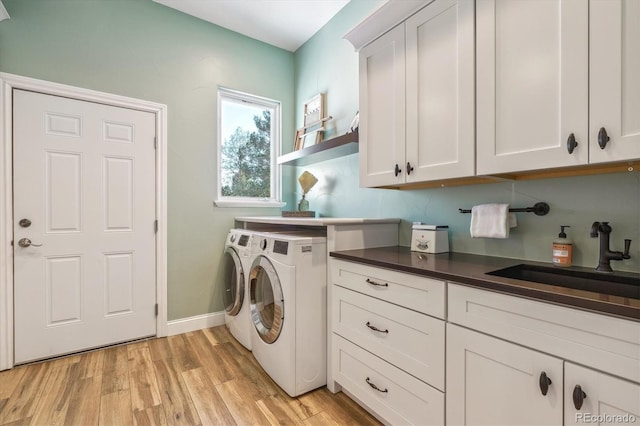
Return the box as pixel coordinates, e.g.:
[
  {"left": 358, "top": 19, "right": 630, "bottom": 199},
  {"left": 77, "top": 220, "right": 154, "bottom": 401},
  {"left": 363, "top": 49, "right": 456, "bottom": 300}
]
[{"left": 486, "top": 264, "right": 640, "bottom": 299}]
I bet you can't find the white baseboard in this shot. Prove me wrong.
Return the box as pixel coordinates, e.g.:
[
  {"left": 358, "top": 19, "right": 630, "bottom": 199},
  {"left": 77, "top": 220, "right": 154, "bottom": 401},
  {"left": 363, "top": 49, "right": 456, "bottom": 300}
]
[{"left": 166, "top": 311, "right": 226, "bottom": 336}]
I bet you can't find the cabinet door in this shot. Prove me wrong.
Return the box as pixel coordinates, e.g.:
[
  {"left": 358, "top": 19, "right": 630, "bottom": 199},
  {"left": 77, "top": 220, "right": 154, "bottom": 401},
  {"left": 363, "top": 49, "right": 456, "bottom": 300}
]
[
  {"left": 565, "top": 362, "right": 640, "bottom": 426},
  {"left": 446, "top": 324, "right": 563, "bottom": 426},
  {"left": 476, "top": 0, "right": 588, "bottom": 175},
  {"left": 405, "top": 0, "right": 474, "bottom": 182},
  {"left": 589, "top": 0, "right": 640, "bottom": 163},
  {"left": 359, "top": 25, "right": 406, "bottom": 187}
]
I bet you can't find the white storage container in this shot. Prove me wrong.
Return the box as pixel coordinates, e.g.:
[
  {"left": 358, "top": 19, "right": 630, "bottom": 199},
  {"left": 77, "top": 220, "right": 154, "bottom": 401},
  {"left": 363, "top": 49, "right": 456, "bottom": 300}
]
[{"left": 411, "top": 225, "right": 449, "bottom": 253}]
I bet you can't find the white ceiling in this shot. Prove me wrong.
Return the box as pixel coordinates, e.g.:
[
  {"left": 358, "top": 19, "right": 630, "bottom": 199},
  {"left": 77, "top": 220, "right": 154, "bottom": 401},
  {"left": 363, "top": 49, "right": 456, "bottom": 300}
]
[{"left": 152, "top": 0, "right": 351, "bottom": 52}]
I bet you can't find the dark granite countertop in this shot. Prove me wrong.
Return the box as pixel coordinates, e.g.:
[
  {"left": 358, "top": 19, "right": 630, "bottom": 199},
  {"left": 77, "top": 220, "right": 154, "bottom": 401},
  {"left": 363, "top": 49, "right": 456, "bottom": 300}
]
[{"left": 330, "top": 246, "right": 640, "bottom": 321}]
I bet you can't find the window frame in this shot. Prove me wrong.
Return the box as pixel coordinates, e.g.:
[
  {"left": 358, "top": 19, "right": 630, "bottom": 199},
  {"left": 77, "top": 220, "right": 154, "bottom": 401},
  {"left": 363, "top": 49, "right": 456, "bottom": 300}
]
[{"left": 214, "top": 87, "right": 285, "bottom": 208}]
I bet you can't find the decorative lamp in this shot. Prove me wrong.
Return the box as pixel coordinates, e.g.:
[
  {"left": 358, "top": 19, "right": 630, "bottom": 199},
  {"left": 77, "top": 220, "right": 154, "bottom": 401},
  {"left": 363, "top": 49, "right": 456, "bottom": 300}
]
[{"left": 297, "top": 171, "right": 318, "bottom": 211}]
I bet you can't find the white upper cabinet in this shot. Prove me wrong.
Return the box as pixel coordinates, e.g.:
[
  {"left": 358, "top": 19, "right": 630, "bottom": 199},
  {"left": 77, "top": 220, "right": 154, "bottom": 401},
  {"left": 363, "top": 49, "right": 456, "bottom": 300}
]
[
  {"left": 358, "top": 0, "right": 475, "bottom": 187},
  {"left": 356, "top": 0, "right": 638, "bottom": 183},
  {"left": 359, "top": 25, "right": 406, "bottom": 187},
  {"left": 589, "top": 0, "right": 640, "bottom": 164},
  {"left": 476, "top": 0, "right": 589, "bottom": 175},
  {"left": 405, "top": 0, "right": 475, "bottom": 182}
]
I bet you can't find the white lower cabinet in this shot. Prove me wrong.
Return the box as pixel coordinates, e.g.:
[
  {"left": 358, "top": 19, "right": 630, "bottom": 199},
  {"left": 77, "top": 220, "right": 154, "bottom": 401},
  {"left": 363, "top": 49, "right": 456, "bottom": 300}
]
[
  {"left": 333, "top": 335, "right": 444, "bottom": 425},
  {"left": 447, "top": 324, "right": 640, "bottom": 426},
  {"left": 565, "top": 363, "right": 640, "bottom": 426},
  {"left": 446, "top": 283, "right": 640, "bottom": 426},
  {"left": 447, "top": 324, "right": 564, "bottom": 426},
  {"left": 329, "top": 262, "right": 640, "bottom": 425},
  {"left": 330, "top": 259, "right": 445, "bottom": 425},
  {"left": 332, "top": 285, "right": 445, "bottom": 390}
]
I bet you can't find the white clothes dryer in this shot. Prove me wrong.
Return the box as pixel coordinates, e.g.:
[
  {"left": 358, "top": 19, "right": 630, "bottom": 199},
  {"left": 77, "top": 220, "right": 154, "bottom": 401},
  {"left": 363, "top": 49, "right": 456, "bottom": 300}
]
[
  {"left": 248, "top": 231, "right": 327, "bottom": 397},
  {"left": 223, "top": 229, "right": 253, "bottom": 350}
]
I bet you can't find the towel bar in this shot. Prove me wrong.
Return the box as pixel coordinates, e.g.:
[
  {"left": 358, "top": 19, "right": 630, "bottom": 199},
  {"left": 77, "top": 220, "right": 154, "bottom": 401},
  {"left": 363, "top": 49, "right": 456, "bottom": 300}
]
[{"left": 459, "top": 202, "right": 550, "bottom": 216}]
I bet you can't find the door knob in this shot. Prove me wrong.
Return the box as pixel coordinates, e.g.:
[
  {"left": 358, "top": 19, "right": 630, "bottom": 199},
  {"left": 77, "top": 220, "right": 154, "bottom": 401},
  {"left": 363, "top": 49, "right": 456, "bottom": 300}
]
[
  {"left": 18, "top": 238, "right": 42, "bottom": 248},
  {"left": 19, "top": 218, "right": 32, "bottom": 228}
]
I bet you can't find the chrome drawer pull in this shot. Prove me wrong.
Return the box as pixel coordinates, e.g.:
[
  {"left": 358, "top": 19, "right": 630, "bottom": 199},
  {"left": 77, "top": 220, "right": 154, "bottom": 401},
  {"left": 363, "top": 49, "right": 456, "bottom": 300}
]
[
  {"left": 366, "top": 322, "right": 389, "bottom": 334},
  {"left": 366, "top": 377, "right": 388, "bottom": 393},
  {"left": 365, "top": 278, "right": 388, "bottom": 287}
]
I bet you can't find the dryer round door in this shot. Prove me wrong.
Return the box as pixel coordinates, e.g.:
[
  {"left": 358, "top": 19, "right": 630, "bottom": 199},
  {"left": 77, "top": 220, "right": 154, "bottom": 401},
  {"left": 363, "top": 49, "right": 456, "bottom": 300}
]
[
  {"left": 223, "top": 247, "right": 245, "bottom": 316},
  {"left": 249, "top": 256, "right": 284, "bottom": 344}
]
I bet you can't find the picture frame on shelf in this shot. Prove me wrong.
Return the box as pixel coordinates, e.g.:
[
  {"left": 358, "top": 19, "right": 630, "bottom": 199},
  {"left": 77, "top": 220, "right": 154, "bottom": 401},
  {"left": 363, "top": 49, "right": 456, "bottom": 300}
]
[
  {"left": 293, "top": 93, "right": 330, "bottom": 151},
  {"left": 302, "top": 129, "right": 323, "bottom": 149},
  {"left": 304, "top": 93, "right": 325, "bottom": 128},
  {"left": 293, "top": 128, "right": 304, "bottom": 151},
  {"left": 348, "top": 110, "right": 359, "bottom": 133},
  {"left": 294, "top": 128, "right": 323, "bottom": 151}
]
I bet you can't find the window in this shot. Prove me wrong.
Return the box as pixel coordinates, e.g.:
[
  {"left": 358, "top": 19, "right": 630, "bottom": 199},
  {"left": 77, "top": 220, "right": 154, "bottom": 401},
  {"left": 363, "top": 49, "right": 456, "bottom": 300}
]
[{"left": 215, "top": 88, "right": 284, "bottom": 207}]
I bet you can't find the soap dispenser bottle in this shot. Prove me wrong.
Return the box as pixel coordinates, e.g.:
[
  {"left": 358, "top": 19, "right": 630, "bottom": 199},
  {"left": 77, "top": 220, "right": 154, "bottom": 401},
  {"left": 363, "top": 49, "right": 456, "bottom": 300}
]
[{"left": 552, "top": 225, "right": 573, "bottom": 267}]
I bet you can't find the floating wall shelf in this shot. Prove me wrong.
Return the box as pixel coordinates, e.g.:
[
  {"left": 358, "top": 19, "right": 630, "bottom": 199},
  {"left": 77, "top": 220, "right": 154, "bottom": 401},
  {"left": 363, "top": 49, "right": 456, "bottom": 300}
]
[{"left": 277, "top": 131, "right": 359, "bottom": 167}]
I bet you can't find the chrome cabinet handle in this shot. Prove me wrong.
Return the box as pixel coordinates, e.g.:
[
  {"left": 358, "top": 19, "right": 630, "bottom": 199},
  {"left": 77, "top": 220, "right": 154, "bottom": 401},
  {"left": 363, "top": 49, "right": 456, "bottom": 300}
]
[
  {"left": 18, "top": 238, "right": 42, "bottom": 248},
  {"left": 366, "top": 321, "right": 389, "bottom": 334},
  {"left": 365, "top": 278, "right": 388, "bottom": 287},
  {"left": 366, "top": 377, "right": 388, "bottom": 393}
]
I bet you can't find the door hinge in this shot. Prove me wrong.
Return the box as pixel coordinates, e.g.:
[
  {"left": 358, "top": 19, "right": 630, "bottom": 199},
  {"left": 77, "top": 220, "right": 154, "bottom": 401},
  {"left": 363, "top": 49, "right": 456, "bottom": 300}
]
[
  {"left": 154, "top": 220, "right": 158, "bottom": 233},
  {"left": 155, "top": 303, "right": 159, "bottom": 316},
  {"left": 154, "top": 136, "right": 157, "bottom": 149}
]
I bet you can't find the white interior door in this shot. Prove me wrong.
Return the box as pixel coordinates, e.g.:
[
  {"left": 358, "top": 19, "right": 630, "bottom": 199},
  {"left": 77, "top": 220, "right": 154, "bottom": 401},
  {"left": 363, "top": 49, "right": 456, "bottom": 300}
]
[{"left": 13, "top": 89, "right": 157, "bottom": 364}]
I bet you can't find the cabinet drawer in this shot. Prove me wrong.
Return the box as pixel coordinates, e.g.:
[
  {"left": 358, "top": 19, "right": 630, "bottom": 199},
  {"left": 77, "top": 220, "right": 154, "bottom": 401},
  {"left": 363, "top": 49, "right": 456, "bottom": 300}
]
[
  {"left": 332, "top": 285, "right": 444, "bottom": 390},
  {"left": 448, "top": 283, "right": 640, "bottom": 383},
  {"left": 331, "top": 259, "right": 445, "bottom": 319},
  {"left": 332, "top": 335, "right": 444, "bottom": 426}
]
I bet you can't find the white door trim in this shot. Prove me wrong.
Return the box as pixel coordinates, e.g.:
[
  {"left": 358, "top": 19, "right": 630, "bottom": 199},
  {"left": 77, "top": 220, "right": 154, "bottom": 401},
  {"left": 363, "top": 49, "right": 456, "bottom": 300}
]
[{"left": 0, "top": 72, "right": 168, "bottom": 370}]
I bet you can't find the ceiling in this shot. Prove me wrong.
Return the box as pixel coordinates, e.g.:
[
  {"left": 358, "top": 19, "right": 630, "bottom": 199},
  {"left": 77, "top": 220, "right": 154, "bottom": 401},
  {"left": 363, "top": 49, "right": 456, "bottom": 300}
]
[{"left": 152, "top": 0, "right": 352, "bottom": 52}]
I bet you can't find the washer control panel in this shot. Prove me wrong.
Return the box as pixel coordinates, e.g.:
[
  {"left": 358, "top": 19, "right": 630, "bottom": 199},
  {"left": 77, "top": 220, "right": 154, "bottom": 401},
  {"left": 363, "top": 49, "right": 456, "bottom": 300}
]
[{"left": 273, "top": 240, "right": 289, "bottom": 255}]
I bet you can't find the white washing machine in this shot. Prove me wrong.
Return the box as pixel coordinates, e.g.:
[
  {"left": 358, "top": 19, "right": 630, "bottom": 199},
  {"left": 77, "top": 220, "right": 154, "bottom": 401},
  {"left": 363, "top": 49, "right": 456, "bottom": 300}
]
[
  {"left": 222, "top": 229, "right": 254, "bottom": 350},
  {"left": 248, "top": 231, "right": 327, "bottom": 397}
]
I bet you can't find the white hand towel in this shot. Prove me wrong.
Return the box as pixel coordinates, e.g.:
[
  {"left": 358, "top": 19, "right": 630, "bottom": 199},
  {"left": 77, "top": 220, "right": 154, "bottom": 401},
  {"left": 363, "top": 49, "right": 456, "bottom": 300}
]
[{"left": 470, "top": 204, "right": 514, "bottom": 238}]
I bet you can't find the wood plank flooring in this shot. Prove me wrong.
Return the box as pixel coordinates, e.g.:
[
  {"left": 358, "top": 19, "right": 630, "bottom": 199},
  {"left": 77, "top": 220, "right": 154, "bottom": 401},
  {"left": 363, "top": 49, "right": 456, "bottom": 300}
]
[{"left": 0, "top": 325, "right": 381, "bottom": 426}]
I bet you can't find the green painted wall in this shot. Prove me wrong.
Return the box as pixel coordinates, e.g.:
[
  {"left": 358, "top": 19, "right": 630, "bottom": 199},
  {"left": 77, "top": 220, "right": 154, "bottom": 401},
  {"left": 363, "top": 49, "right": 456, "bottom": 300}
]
[
  {"left": 0, "top": 0, "right": 296, "bottom": 320},
  {"left": 292, "top": 1, "right": 640, "bottom": 272}
]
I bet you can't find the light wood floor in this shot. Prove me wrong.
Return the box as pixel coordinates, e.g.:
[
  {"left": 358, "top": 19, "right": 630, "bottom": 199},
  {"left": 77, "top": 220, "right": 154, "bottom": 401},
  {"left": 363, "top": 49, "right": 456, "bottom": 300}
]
[{"left": 0, "top": 325, "right": 381, "bottom": 426}]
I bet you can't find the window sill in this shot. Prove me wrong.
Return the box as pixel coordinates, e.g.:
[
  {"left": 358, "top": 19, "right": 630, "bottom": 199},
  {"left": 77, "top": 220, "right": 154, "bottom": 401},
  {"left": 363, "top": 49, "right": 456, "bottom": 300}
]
[{"left": 214, "top": 199, "right": 286, "bottom": 208}]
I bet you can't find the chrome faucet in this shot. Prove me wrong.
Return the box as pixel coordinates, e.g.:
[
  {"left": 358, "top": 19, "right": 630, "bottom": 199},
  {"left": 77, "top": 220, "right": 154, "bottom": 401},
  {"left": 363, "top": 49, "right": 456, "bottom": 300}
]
[{"left": 590, "top": 222, "right": 631, "bottom": 272}]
